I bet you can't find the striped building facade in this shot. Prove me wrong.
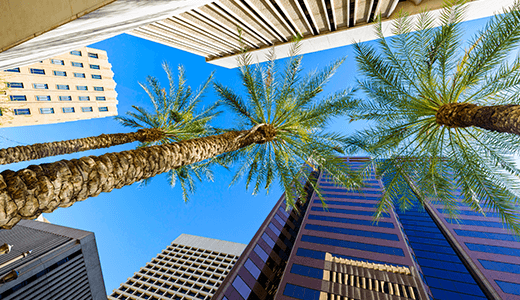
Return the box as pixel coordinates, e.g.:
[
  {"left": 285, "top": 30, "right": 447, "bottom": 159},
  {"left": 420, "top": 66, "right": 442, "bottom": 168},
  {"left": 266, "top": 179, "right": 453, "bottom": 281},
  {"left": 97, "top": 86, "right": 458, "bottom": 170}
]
[{"left": 213, "top": 157, "right": 520, "bottom": 299}]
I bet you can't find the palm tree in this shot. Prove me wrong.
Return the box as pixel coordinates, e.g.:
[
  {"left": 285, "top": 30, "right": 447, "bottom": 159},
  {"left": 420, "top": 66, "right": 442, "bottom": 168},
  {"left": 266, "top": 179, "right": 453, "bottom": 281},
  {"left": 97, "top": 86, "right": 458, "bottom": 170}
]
[
  {"left": 116, "top": 63, "right": 219, "bottom": 202},
  {"left": 0, "top": 43, "right": 358, "bottom": 229},
  {"left": 347, "top": 1, "right": 520, "bottom": 233}
]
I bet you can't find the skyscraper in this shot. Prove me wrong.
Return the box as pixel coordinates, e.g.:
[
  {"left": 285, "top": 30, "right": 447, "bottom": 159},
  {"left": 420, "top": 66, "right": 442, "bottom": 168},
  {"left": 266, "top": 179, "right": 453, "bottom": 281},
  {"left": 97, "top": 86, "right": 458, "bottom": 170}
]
[
  {"left": 0, "top": 219, "right": 107, "bottom": 300},
  {"left": 0, "top": 47, "right": 118, "bottom": 127},
  {"left": 212, "top": 157, "right": 520, "bottom": 299},
  {"left": 108, "top": 234, "right": 246, "bottom": 300}
]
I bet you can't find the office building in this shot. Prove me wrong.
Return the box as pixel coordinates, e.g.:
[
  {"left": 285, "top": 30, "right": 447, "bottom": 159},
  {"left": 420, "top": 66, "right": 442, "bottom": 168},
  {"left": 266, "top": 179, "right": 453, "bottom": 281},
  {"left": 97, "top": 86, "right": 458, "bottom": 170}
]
[
  {"left": 108, "top": 234, "right": 246, "bottom": 300},
  {"left": 212, "top": 157, "right": 520, "bottom": 299},
  {"left": 0, "top": 47, "right": 117, "bottom": 127},
  {"left": 0, "top": 219, "right": 107, "bottom": 300},
  {"left": 0, "top": 0, "right": 514, "bottom": 70}
]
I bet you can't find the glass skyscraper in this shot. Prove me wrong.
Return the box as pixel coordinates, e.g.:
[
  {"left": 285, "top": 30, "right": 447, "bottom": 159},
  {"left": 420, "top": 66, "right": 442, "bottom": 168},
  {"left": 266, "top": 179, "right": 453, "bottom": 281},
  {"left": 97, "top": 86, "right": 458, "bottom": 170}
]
[{"left": 213, "top": 157, "right": 520, "bottom": 299}]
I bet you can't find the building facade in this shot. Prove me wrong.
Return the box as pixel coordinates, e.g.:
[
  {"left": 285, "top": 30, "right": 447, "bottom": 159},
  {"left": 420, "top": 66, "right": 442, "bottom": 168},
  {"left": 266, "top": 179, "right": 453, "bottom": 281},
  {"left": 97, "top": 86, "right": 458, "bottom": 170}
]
[
  {"left": 108, "top": 234, "right": 246, "bottom": 300},
  {"left": 0, "top": 47, "right": 117, "bottom": 127},
  {"left": 0, "top": 219, "right": 107, "bottom": 300},
  {"left": 212, "top": 157, "right": 520, "bottom": 299}
]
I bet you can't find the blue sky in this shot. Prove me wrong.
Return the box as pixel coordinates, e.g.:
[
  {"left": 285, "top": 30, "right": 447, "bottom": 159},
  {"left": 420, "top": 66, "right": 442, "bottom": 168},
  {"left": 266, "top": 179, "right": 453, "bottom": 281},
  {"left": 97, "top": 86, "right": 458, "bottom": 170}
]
[{"left": 0, "top": 16, "right": 488, "bottom": 293}]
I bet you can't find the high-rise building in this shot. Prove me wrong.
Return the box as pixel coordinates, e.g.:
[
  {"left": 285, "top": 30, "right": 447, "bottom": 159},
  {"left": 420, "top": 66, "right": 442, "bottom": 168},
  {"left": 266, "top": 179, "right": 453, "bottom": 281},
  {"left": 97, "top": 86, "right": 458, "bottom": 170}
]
[
  {"left": 0, "top": 219, "right": 107, "bottom": 300},
  {"left": 212, "top": 157, "right": 520, "bottom": 299},
  {"left": 0, "top": 47, "right": 118, "bottom": 127},
  {"left": 108, "top": 234, "right": 246, "bottom": 300}
]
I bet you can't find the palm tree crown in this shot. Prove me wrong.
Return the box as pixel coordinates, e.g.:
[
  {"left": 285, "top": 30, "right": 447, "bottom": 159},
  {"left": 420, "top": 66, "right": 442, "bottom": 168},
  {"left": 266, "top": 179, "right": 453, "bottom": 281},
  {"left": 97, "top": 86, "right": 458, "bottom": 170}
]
[
  {"left": 214, "top": 43, "right": 360, "bottom": 208},
  {"left": 348, "top": 1, "right": 520, "bottom": 233},
  {"left": 116, "top": 63, "right": 220, "bottom": 201}
]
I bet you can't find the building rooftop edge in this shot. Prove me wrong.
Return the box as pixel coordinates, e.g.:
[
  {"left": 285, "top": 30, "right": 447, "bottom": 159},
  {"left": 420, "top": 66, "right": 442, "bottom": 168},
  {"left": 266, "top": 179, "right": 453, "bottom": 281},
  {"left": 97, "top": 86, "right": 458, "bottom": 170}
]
[{"left": 173, "top": 234, "right": 247, "bottom": 256}]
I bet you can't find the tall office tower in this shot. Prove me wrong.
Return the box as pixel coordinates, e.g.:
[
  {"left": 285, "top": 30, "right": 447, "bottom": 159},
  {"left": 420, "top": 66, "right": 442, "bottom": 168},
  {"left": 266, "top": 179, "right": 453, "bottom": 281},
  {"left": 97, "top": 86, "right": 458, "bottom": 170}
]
[
  {"left": 108, "top": 234, "right": 246, "bottom": 300},
  {"left": 0, "top": 219, "right": 107, "bottom": 300},
  {"left": 212, "top": 157, "right": 520, "bottom": 300},
  {"left": 0, "top": 47, "right": 118, "bottom": 127}
]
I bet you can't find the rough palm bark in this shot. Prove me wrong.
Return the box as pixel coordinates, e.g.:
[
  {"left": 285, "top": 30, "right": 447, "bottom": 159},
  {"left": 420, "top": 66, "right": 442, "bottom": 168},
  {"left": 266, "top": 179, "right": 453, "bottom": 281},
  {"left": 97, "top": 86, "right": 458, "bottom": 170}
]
[
  {"left": 436, "top": 103, "right": 520, "bottom": 134},
  {"left": 0, "top": 128, "right": 164, "bottom": 165},
  {"left": 0, "top": 124, "right": 275, "bottom": 229}
]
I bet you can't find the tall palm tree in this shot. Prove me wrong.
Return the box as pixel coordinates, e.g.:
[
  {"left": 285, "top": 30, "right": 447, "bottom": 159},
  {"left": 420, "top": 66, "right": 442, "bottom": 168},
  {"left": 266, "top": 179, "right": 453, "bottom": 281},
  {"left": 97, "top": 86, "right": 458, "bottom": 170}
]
[
  {"left": 347, "top": 1, "right": 520, "bottom": 233},
  {"left": 116, "top": 63, "right": 219, "bottom": 202},
  {"left": 0, "top": 43, "right": 358, "bottom": 229}
]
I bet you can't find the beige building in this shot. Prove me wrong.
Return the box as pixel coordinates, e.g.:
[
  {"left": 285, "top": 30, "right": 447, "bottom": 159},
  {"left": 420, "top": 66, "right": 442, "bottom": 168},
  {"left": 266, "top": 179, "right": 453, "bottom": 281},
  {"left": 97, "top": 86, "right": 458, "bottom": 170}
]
[
  {"left": 0, "top": 47, "right": 117, "bottom": 127},
  {"left": 108, "top": 234, "right": 246, "bottom": 300}
]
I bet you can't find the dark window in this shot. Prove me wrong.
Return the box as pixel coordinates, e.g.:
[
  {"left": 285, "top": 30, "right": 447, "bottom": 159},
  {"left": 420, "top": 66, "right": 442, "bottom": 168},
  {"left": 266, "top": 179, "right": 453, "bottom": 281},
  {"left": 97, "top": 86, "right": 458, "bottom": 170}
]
[
  {"left": 496, "top": 280, "right": 520, "bottom": 296},
  {"left": 14, "top": 108, "right": 30, "bottom": 115},
  {"left": 94, "top": 86, "right": 104, "bottom": 91},
  {"left": 70, "top": 50, "right": 82, "bottom": 56},
  {"left": 59, "top": 96, "right": 72, "bottom": 101},
  {"left": 290, "top": 264, "right": 323, "bottom": 279},
  {"left": 283, "top": 283, "right": 321, "bottom": 300},
  {"left": 301, "top": 234, "right": 405, "bottom": 256},
  {"left": 39, "top": 108, "right": 54, "bottom": 114},
  {"left": 98, "top": 106, "right": 108, "bottom": 112},
  {"left": 78, "top": 96, "right": 90, "bottom": 101},
  {"left": 4, "top": 68, "right": 20, "bottom": 72},
  {"left": 76, "top": 85, "right": 88, "bottom": 91},
  {"left": 10, "top": 95, "right": 26, "bottom": 101},
  {"left": 305, "top": 224, "right": 400, "bottom": 241},
  {"left": 91, "top": 74, "right": 102, "bottom": 79},
  {"left": 53, "top": 70, "right": 66, "bottom": 76},
  {"left": 71, "top": 62, "right": 83, "bottom": 67},
  {"left": 479, "top": 259, "right": 520, "bottom": 274},
  {"left": 88, "top": 52, "right": 99, "bottom": 58},
  {"left": 90, "top": 64, "right": 100, "bottom": 69},
  {"left": 56, "top": 84, "right": 69, "bottom": 90},
  {"left": 8, "top": 82, "right": 23, "bottom": 88},
  {"left": 74, "top": 72, "right": 86, "bottom": 78},
  {"left": 30, "top": 68, "right": 45, "bottom": 75},
  {"left": 62, "top": 107, "right": 75, "bottom": 113},
  {"left": 465, "top": 243, "right": 520, "bottom": 256},
  {"left": 455, "top": 229, "right": 518, "bottom": 242},
  {"left": 96, "top": 96, "right": 106, "bottom": 101},
  {"left": 36, "top": 95, "right": 51, "bottom": 101}
]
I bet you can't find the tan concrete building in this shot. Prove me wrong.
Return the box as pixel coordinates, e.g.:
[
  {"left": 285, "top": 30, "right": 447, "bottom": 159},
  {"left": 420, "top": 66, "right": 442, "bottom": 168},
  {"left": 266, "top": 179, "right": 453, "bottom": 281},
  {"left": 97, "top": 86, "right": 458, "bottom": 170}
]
[
  {"left": 0, "top": 47, "right": 117, "bottom": 127},
  {"left": 128, "top": 0, "right": 516, "bottom": 68},
  {"left": 108, "top": 234, "right": 246, "bottom": 300}
]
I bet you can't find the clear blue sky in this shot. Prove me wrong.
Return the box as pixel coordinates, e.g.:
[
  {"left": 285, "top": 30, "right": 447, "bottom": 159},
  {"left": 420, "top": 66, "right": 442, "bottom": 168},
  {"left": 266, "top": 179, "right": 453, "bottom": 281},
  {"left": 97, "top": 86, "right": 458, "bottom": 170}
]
[{"left": 0, "top": 17, "right": 487, "bottom": 293}]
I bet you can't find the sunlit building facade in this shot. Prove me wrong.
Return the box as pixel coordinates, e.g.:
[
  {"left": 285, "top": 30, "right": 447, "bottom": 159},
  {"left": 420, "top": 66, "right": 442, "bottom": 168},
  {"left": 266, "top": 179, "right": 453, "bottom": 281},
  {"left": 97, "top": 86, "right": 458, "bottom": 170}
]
[
  {"left": 108, "top": 234, "right": 246, "bottom": 300},
  {"left": 0, "top": 47, "right": 117, "bottom": 127},
  {"left": 213, "top": 157, "right": 520, "bottom": 299}
]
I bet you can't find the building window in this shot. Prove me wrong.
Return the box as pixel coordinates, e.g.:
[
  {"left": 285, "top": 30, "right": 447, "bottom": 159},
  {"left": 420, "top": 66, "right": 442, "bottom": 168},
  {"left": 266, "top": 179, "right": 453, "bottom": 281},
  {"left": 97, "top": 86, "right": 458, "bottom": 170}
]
[
  {"left": 96, "top": 96, "right": 106, "bottom": 101},
  {"left": 301, "top": 235, "right": 405, "bottom": 256},
  {"left": 465, "top": 243, "right": 520, "bottom": 256},
  {"left": 268, "top": 223, "right": 281, "bottom": 236},
  {"left": 53, "top": 70, "right": 67, "bottom": 76},
  {"left": 36, "top": 95, "right": 51, "bottom": 101},
  {"left": 51, "top": 59, "right": 64, "bottom": 65},
  {"left": 8, "top": 82, "right": 23, "bottom": 88},
  {"left": 59, "top": 96, "right": 72, "bottom": 101},
  {"left": 98, "top": 107, "right": 108, "bottom": 112},
  {"left": 4, "top": 68, "right": 20, "bottom": 72},
  {"left": 90, "top": 64, "right": 100, "bottom": 69},
  {"left": 76, "top": 85, "right": 88, "bottom": 91},
  {"left": 308, "top": 214, "right": 394, "bottom": 228},
  {"left": 232, "top": 276, "right": 251, "bottom": 299},
  {"left": 56, "top": 84, "right": 69, "bottom": 90},
  {"left": 14, "top": 108, "right": 30, "bottom": 115},
  {"left": 244, "top": 259, "right": 261, "bottom": 279},
  {"left": 70, "top": 50, "right": 82, "bottom": 56},
  {"left": 253, "top": 244, "right": 269, "bottom": 262},
  {"left": 304, "top": 224, "right": 400, "bottom": 241},
  {"left": 74, "top": 72, "right": 86, "bottom": 78},
  {"left": 283, "top": 284, "right": 321, "bottom": 300},
  {"left": 71, "top": 62, "right": 83, "bottom": 67},
  {"left": 78, "top": 96, "right": 90, "bottom": 101},
  {"left": 30, "top": 68, "right": 45, "bottom": 75},
  {"left": 10, "top": 95, "right": 26, "bottom": 101},
  {"left": 290, "top": 264, "right": 323, "bottom": 279},
  {"left": 94, "top": 86, "right": 104, "bottom": 91},
  {"left": 88, "top": 52, "right": 99, "bottom": 58},
  {"left": 496, "top": 280, "right": 520, "bottom": 296},
  {"left": 91, "top": 74, "right": 102, "bottom": 79},
  {"left": 33, "top": 83, "right": 48, "bottom": 89},
  {"left": 39, "top": 108, "right": 54, "bottom": 114},
  {"left": 81, "top": 107, "right": 93, "bottom": 112},
  {"left": 62, "top": 107, "right": 75, "bottom": 113},
  {"left": 479, "top": 259, "right": 520, "bottom": 274}
]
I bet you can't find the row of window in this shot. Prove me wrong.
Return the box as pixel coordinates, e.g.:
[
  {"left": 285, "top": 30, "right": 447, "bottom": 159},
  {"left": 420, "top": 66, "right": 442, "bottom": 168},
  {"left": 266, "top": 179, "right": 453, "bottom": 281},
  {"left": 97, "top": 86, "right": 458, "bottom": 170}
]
[
  {"left": 301, "top": 234, "right": 405, "bottom": 256},
  {"left": 308, "top": 214, "right": 394, "bottom": 228},
  {"left": 8, "top": 82, "right": 105, "bottom": 91},
  {"left": 282, "top": 283, "right": 321, "bottom": 300},
  {"left": 70, "top": 50, "right": 99, "bottom": 58},
  {"left": 24, "top": 67, "right": 102, "bottom": 76},
  {"left": 10, "top": 95, "right": 106, "bottom": 101},
  {"left": 311, "top": 206, "right": 390, "bottom": 218},
  {"left": 13, "top": 107, "right": 108, "bottom": 115},
  {"left": 305, "top": 223, "right": 400, "bottom": 241},
  {"left": 317, "top": 188, "right": 382, "bottom": 199},
  {"left": 454, "top": 229, "right": 518, "bottom": 242},
  {"left": 295, "top": 248, "right": 408, "bottom": 267},
  {"left": 312, "top": 199, "right": 377, "bottom": 208}
]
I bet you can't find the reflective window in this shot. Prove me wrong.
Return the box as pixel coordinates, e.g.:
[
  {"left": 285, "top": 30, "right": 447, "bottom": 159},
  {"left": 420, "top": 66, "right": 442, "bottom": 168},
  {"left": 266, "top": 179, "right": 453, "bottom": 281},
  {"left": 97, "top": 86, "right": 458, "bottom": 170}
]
[
  {"left": 308, "top": 214, "right": 394, "bottom": 228},
  {"left": 59, "top": 96, "right": 72, "bottom": 101},
  {"left": 53, "top": 70, "right": 66, "bottom": 76},
  {"left": 283, "top": 284, "right": 320, "bottom": 300},
  {"left": 56, "top": 84, "right": 69, "bottom": 90},
  {"left": 4, "top": 68, "right": 20, "bottom": 72},
  {"left": 33, "top": 83, "right": 48, "bottom": 89},
  {"left": 30, "top": 68, "right": 45, "bottom": 75},
  {"left": 465, "top": 243, "right": 520, "bottom": 256},
  {"left": 496, "top": 280, "right": 520, "bottom": 296},
  {"left": 8, "top": 82, "right": 23, "bottom": 88},
  {"left": 244, "top": 259, "right": 261, "bottom": 279},
  {"left": 98, "top": 107, "right": 108, "bottom": 112},
  {"left": 14, "top": 108, "right": 30, "bottom": 115},
  {"left": 92, "top": 74, "right": 102, "bottom": 79},
  {"left": 62, "top": 107, "right": 75, "bottom": 113},
  {"left": 78, "top": 96, "right": 90, "bottom": 101},
  {"left": 305, "top": 224, "right": 399, "bottom": 241},
  {"left": 290, "top": 264, "right": 323, "bottom": 279},
  {"left": 74, "top": 72, "right": 86, "bottom": 78},
  {"left": 447, "top": 219, "right": 505, "bottom": 228},
  {"left": 81, "top": 107, "right": 93, "bottom": 112},
  {"left": 94, "top": 86, "right": 104, "bottom": 91},
  {"left": 10, "top": 95, "right": 26, "bottom": 101},
  {"left": 96, "top": 96, "right": 106, "bottom": 101},
  {"left": 39, "top": 108, "right": 54, "bottom": 114},
  {"left": 274, "top": 214, "right": 285, "bottom": 226},
  {"left": 454, "top": 229, "right": 518, "bottom": 242},
  {"left": 301, "top": 235, "right": 405, "bottom": 256},
  {"left": 311, "top": 206, "right": 388, "bottom": 217},
  {"left": 71, "top": 62, "right": 83, "bottom": 67},
  {"left": 90, "top": 64, "right": 100, "bottom": 69},
  {"left": 88, "top": 52, "right": 99, "bottom": 58},
  {"left": 262, "top": 233, "right": 275, "bottom": 248},
  {"left": 51, "top": 59, "right": 64, "bottom": 65},
  {"left": 232, "top": 276, "right": 251, "bottom": 299},
  {"left": 254, "top": 245, "right": 269, "bottom": 262},
  {"left": 479, "top": 259, "right": 520, "bottom": 274},
  {"left": 268, "top": 223, "right": 281, "bottom": 236},
  {"left": 76, "top": 85, "right": 88, "bottom": 91},
  {"left": 438, "top": 208, "right": 499, "bottom": 218},
  {"left": 36, "top": 95, "right": 50, "bottom": 101},
  {"left": 70, "top": 50, "right": 82, "bottom": 56},
  {"left": 313, "top": 199, "right": 376, "bottom": 207}
]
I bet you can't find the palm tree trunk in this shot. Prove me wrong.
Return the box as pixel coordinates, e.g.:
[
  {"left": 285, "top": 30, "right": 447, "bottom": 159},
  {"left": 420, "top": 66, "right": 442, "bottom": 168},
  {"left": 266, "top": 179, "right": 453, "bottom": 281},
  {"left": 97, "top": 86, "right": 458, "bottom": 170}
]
[
  {"left": 436, "top": 103, "right": 520, "bottom": 134},
  {"left": 0, "top": 124, "right": 275, "bottom": 229},
  {"left": 0, "top": 128, "right": 164, "bottom": 165}
]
